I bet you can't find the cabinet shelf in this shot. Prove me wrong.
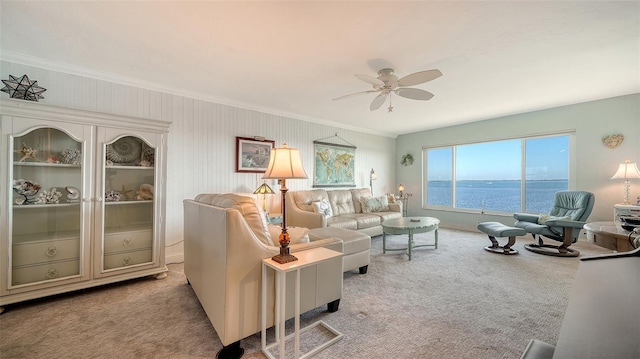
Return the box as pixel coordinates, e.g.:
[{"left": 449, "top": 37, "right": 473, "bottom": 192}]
[
  {"left": 13, "top": 202, "right": 81, "bottom": 209},
  {"left": 14, "top": 162, "right": 81, "bottom": 168},
  {"left": 105, "top": 200, "right": 153, "bottom": 206},
  {"left": 106, "top": 165, "right": 154, "bottom": 170}
]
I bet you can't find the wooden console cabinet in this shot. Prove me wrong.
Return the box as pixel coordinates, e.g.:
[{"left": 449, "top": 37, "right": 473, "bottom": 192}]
[{"left": 0, "top": 99, "right": 170, "bottom": 312}]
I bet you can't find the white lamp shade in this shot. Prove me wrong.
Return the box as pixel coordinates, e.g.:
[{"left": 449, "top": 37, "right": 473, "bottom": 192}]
[
  {"left": 262, "top": 144, "right": 308, "bottom": 180},
  {"left": 610, "top": 162, "right": 640, "bottom": 180}
]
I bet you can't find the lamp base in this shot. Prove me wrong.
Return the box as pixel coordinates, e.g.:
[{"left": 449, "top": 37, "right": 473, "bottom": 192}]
[{"left": 272, "top": 246, "right": 298, "bottom": 264}]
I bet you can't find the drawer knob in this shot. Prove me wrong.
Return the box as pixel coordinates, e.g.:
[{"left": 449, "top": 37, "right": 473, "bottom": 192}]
[
  {"left": 122, "top": 256, "right": 132, "bottom": 266},
  {"left": 123, "top": 238, "right": 132, "bottom": 247},
  {"left": 46, "top": 268, "right": 58, "bottom": 279},
  {"left": 46, "top": 246, "right": 57, "bottom": 257}
]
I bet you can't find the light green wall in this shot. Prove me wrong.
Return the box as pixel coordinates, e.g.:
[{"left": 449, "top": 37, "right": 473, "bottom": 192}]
[{"left": 397, "top": 93, "right": 640, "bottom": 230}]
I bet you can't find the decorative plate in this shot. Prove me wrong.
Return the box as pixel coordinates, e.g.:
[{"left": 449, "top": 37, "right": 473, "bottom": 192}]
[{"left": 106, "top": 136, "right": 142, "bottom": 163}]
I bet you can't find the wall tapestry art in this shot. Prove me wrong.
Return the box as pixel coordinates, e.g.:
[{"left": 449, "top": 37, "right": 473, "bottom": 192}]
[{"left": 313, "top": 141, "right": 356, "bottom": 187}]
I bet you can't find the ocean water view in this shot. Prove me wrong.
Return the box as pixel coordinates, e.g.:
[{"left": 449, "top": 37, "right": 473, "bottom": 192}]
[{"left": 427, "top": 180, "right": 569, "bottom": 213}]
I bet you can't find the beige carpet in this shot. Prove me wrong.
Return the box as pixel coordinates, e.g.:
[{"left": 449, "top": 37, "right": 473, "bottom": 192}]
[{"left": 0, "top": 228, "right": 611, "bottom": 359}]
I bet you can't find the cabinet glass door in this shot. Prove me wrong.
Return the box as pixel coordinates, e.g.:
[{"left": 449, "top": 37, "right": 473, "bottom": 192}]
[
  {"left": 101, "top": 135, "right": 155, "bottom": 271},
  {"left": 11, "top": 128, "right": 83, "bottom": 286}
]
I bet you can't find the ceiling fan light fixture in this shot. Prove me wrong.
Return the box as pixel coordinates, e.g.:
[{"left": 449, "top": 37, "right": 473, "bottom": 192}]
[{"left": 334, "top": 67, "right": 441, "bottom": 112}]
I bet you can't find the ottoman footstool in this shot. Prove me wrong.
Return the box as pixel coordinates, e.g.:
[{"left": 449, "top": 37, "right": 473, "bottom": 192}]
[
  {"left": 308, "top": 227, "right": 371, "bottom": 274},
  {"left": 477, "top": 222, "right": 526, "bottom": 255}
]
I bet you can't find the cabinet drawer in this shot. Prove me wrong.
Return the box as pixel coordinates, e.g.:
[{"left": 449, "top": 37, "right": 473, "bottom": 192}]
[
  {"left": 12, "top": 260, "right": 80, "bottom": 286},
  {"left": 104, "top": 229, "right": 152, "bottom": 254},
  {"left": 104, "top": 249, "right": 152, "bottom": 270},
  {"left": 13, "top": 238, "right": 80, "bottom": 267}
]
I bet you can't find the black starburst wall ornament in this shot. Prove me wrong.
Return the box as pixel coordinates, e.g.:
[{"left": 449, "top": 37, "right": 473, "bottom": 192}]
[{"left": 1, "top": 74, "right": 47, "bottom": 101}]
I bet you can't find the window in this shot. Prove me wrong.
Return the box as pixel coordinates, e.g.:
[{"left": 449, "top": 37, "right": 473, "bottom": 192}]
[{"left": 424, "top": 134, "right": 570, "bottom": 213}]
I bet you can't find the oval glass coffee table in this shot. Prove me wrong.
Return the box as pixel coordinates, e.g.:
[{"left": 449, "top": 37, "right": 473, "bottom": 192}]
[{"left": 382, "top": 217, "right": 439, "bottom": 260}]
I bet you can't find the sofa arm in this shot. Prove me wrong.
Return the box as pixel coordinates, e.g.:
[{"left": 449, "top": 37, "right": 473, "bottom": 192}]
[
  {"left": 290, "top": 237, "right": 343, "bottom": 254},
  {"left": 287, "top": 207, "right": 326, "bottom": 229},
  {"left": 388, "top": 202, "right": 402, "bottom": 213}
]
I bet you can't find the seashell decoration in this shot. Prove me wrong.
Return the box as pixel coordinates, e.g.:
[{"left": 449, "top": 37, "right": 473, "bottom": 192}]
[
  {"left": 35, "top": 188, "right": 63, "bottom": 204},
  {"left": 106, "top": 136, "right": 142, "bottom": 164},
  {"left": 602, "top": 134, "right": 624, "bottom": 149},
  {"left": 65, "top": 186, "right": 80, "bottom": 202},
  {"left": 16, "top": 143, "right": 38, "bottom": 162},
  {"left": 105, "top": 190, "right": 122, "bottom": 202},
  {"left": 136, "top": 183, "right": 154, "bottom": 201},
  {"left": 60, "top": 148, "right": 81, "bottom": 165},
  {"left": 13, "top": 179, "right": 41, "bottom": 204}
]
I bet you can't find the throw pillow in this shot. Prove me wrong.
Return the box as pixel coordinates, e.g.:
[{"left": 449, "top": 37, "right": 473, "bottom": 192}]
[
  {"left": 311, "top": 199, "right": 333, "bottom": 218},
  {"left": 360, "top": 196, "right": 390, "bottom": 213},
  {"left": 268, "top": 224, "right": 310, "bottom": 245}
]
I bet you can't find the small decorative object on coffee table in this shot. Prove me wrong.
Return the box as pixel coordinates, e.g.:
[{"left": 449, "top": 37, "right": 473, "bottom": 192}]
[{"left": 382, "top": 216, "right": 439, "bottom": 260}]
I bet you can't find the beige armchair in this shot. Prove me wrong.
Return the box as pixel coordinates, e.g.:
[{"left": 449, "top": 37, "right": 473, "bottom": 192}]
[{"left": 183, "top": 194, "right": 343, "bottom": 358}]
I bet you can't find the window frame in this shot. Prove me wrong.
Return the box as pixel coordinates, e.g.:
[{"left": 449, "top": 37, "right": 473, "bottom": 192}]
[{"left": 421, "top": 131, "right": 575, "bottom": 214}]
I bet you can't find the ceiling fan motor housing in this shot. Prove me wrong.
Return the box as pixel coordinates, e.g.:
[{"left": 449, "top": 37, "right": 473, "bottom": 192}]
[{"left": 376, "top": 68, "right": 399, "bottom": 89}]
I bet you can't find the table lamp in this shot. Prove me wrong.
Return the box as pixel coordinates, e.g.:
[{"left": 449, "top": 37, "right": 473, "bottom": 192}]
[
  {"left": 262, "top": 143, "right": 308, "bottom": 263},
  {"left": 253, "top": 182, "right": 274, "bottom": 213},
  {"left": 610, "top": 160, "right": 640, "bottom": 204}
]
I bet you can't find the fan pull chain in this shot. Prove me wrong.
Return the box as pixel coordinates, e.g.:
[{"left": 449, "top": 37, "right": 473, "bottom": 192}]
[{"left": 388, "top": 93, "right": 394, "bottom": 112}]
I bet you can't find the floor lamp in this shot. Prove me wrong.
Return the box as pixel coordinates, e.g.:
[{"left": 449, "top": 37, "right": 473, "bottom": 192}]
[{"left": 262, "top": 143, "right": 308, "bottom": 263}]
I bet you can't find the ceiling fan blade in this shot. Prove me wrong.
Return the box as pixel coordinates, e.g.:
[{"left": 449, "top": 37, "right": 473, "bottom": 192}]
[
  {"left": 332, "top": 90, "right": 378, "bottom": 101},
  {"left": 396, "top": 69, "right": 442, "bottom": 87},
  {"left": 370, "top": 94, "right": 387, "bottom": 111},
  {"left": 395, "top": 88, "right": 434, "bottom": 101},
  {"left": 355, "top": 74, "right": 385, "bottom": 87}
]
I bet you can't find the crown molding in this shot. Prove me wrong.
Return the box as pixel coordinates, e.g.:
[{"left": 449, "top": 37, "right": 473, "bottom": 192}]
[{"left": 1, "top": 50, "right": 396, "bottom": 138}]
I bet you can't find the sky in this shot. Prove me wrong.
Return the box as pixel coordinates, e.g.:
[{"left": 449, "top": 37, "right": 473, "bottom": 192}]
[{"left": 427, "top": 135, "right": 569, "bottom": 181}]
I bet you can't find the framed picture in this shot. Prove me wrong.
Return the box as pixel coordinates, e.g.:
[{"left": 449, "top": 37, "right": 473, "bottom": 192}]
[
  {"left": 313, "top": 141, "right": 356, "bottom": 187},
  {"left": 235, "top": 137, "right": 275, "bottom": 173}
]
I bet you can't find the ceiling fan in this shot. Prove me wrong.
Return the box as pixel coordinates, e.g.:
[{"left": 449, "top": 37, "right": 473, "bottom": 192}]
[{"left": 332, "top": 68, "right": 442, "bottom": 112}]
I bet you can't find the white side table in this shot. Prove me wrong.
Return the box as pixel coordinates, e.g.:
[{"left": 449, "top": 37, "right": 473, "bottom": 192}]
[{"left": 261, "top": 247, "right": 343, "bottom": 359}]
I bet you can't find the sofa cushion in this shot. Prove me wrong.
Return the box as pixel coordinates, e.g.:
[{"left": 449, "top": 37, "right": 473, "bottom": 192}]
[
  {"left": 341, "top": 213, "right": 381, "bottom": 229},
  {"left": 360, "top": 196, "right": 390, "bottom": 213},
  {"left": 328, "top": 190, "right": 356, "bottom": 215},
  {"left": 327, "top": 216, "right": 358, "bottom": 230},
  {"left": 311, "top": 199, "right": 333, "bottom": 218},
  {"left": 195, "top": 193, "right": 273, "bottom": 246}
]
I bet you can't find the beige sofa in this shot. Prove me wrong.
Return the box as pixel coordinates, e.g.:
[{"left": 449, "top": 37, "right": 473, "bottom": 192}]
[
  {"left": 286, "top": 188, "right": 403, "bottom": 237},
  {"left": 184, "top": 193, "right": 344, "bottom": 357}
]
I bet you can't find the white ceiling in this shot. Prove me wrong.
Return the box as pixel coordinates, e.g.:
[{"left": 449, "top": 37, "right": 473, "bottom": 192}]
[{"left": 1, "top": 1, "right": 639, "bottom": 138}]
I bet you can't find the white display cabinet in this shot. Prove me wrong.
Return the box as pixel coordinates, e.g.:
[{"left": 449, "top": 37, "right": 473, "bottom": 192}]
[{"left": 0, "top": 99, "right": 170, "bottom": 312}]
